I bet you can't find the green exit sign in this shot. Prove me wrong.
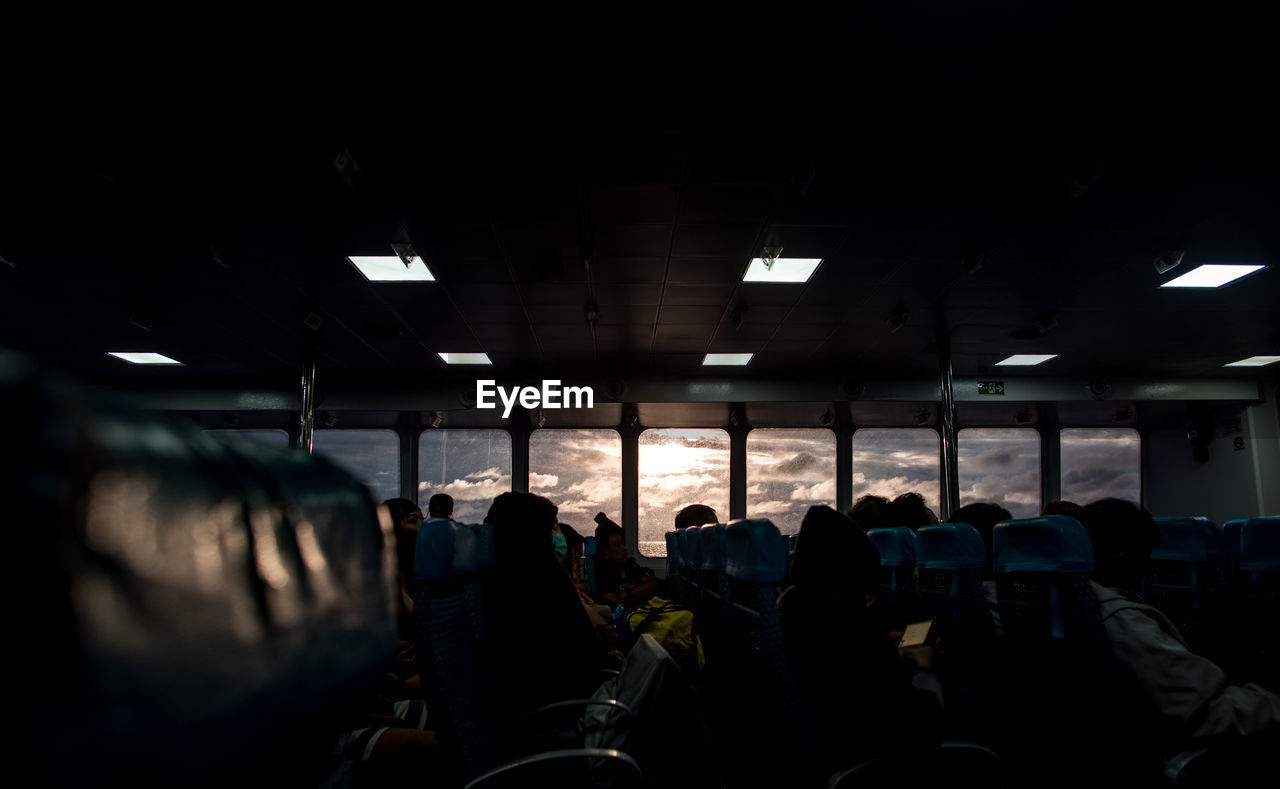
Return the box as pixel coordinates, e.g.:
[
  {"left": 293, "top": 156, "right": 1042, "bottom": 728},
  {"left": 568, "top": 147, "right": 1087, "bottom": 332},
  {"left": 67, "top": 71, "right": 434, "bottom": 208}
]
[{"left": 978, "top": 381, "right": 1006, "bottom": 396}]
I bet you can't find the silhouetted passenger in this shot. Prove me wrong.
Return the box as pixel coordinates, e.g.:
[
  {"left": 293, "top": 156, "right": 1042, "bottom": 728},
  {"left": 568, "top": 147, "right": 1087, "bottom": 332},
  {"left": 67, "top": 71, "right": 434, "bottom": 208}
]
[
  {"left": 593, "top": 512, "right": 659, "bottom": 608},
  {"left": 846, "top": 494, "right": 889, "bottom": 531},
  {"left": 880, "top": 491, "right": 939, "bottom": 531},
  {"left": 560, "top": 522, "right": 613, "bottom": 627},
  {"left": 1081, "top": 499, "right": 1279, "bottom": 743},
  {"left": 674, "top": 503, "right": 718, "bottom": 530},
  {"left": 778, "top": 506, "right": 943, "bottom": 768},
  {"left": 1042, "top": 499, "right": 1084, "bottom": 519},
  {"left": 949, "top": 501, "right": 1011, "bottom": 637},
  {"left": 427, "top": 493, "right": 454, "bottom": 520},
  {"left": 383, "top": 497, "right": 425, "bottom": 681},
  {"left": 484, "top": 493, "right": 608, "bottom": 720}
]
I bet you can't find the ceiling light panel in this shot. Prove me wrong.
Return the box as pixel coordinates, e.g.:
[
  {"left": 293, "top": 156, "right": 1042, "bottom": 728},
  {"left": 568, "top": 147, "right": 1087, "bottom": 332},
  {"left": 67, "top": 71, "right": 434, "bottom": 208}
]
[
  {"left": 1159, "top": 264, "right": 1265, "bottom": 288},
  {"left": 741, "top": 258, "right": 822, "bottom": 283},
  {"left": 1224, "top": 355, "right": 1280, "bottom": 367},
  {"left": 347, "top": 255, "right": 436, "bottom": 282},
  {"left": 107, "top": 352, "right": 184, "bottom": 365},
  {"left": 438, "top": 353, "right": 492, "bottom": 365},
  {"left": 995, "top": 354, "right": 1059, "bottom": 366},
  {"left": 703, "top": 353, "right": 754, "bottom": 366}
]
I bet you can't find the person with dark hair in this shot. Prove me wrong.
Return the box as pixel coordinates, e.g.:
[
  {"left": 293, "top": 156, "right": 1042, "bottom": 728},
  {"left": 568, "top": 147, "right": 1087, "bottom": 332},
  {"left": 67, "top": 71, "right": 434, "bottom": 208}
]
[
  {"left": 846, "top": 494, "right": 888, "bottom": 531},
  {"left": 880, "top": 491, "right": 939, "bottom": 531},
  {"left": 593, "top": 512, "right": 659, "bottom": 608},
  {"left": 484, "top": 493, "right": 609, "bottom": 719},
  {"left": 1081, "top": 499, "right": 1279, "bottom": 743},
  {"left": 427, "top": 493, "right": 453, "bottom": 520},
  {"left": 948, "top": 501, "right": 1012, "bottom": 637},
  {"left": 779, "top": 505, "right": 943, "bottom": 768},
  {"left": 674, "top": 503, "right": 718, "bottom": 530},
  {"left": 1041, "top": 500, "right": 1084, "bottom": 519}
]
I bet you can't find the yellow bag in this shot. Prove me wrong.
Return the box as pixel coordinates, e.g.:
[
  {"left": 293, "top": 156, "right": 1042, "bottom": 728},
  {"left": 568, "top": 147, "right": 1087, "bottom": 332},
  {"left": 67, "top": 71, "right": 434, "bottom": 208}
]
[{"left": 624, "top": 596, "right": 705, "bottom": 672}]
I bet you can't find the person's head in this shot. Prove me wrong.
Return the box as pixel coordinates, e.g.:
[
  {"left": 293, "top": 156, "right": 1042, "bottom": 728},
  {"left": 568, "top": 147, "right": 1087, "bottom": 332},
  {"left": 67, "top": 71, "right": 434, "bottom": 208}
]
[
  {"left": 846, "top": 495, "right": 889, "bottom": 531},
  {"left": 428, "top": 493, "right": 454, "bottom": 519},
  {"left": 559, "top": 522, "right": 585, "bottom": 579},
  {"left": 1042, "top": 500, "right": 1084, "bottom": 520},
  {"left": 594, "top": 512, "right": 627, "bottom": 565},
  {"left": 792, "top": 505, "right": 882, "bottom": 602},
  {"left": 880, "top": 491, "right": 939, "bottom": 531},
  {"left": 949, "top": 502, "right": 1012, "bottom": 569},
  {"left": 675, "top": 504, "right": 718, "bottom": 530},
  {"left": 1079, "top": 498, "right": 1163, "bottom": 589},
  {"left": 486, "top": 491, "right": 559, "bottom": 566}
]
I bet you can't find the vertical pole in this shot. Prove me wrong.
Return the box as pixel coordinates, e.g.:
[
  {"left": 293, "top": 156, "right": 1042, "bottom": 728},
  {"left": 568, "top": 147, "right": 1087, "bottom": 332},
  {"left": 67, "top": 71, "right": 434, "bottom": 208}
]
[
  {"left": 939, "top": 333, "right": 960, "bottom": 520},
  {"left": 834, "top": 405, "right": 853, "bottom": 514},
  {"left": 620, "top": 407, "right": 640, "bottom": 557},
  {"left": 729, "top": 403, "right": 748, "bottom": 521},
  {"left": 509, "top": 408, "right": 530, "bottom": 494},
  {"left": 299, "top": 360, "right": 317, "bottom": 454}
]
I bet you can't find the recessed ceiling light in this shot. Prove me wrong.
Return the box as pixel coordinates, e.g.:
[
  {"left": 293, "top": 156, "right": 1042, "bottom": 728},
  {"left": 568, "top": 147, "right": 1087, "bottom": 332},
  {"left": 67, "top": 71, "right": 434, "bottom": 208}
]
[
  {"left": 438, "top": 352, "right": 492, "bottom": 365},
  {"left": 1159, "top": 264, "right": 1265, "bottom": 288},
  {"left": 995, "top": 354, "right": 1058, "bottom": 366},
  {"left": 742, "top": 258, "right": 822, "bottom": 283},
  {"left": 347, "top": 255, "right": 436, "bottom": 282},
  {"left": 1225, "top": 355, "right": 1280, "bottom": 367},
  {"left": 107, "top": 352, "right": 184, "bottom": 365},
  {"left": 702, "top": 353, "right": 753, "bottom": 366}
]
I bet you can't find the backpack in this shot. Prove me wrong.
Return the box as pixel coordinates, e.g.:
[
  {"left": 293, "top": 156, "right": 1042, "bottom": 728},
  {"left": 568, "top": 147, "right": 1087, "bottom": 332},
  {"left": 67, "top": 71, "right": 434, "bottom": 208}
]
[{"left": 622, "top": 596, "right": 705, "bottom": 676}]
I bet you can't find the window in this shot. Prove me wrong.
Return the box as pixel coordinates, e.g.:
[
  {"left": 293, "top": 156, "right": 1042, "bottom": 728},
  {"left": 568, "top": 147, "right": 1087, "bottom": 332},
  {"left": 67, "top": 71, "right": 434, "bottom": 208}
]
[
  {"left": 529, "top": 429, "right": 622, "bottom": 537},
  {"left": 851, "top": 428, "right": 942, "bottom": 517},
  {"left": 203, "top": 428, "right": 290, "bottom": 447},
  {"left": 312, "top": 429, "right": 401, "bottom": 504},
  {"left": 747, "top": 428, "right": 837, "bottom": 535},
  {"left": 958, "top": 428, "right": 1042, "bottom": 519},
  {"left": 638, "top": 428, "right": 730, "bottom": 557},
  {"left": 418, "top": 429, "right": 512, "bottom": 523},
  {"left": 1060, "top": 428, "right": 1141, "bottom": 505}
]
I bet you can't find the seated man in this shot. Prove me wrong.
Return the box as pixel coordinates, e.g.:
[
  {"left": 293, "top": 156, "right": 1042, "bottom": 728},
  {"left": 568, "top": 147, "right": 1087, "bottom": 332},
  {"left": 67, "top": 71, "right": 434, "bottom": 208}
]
[
  {"left": 592, "top": 512, "right": 659, "bottom": 609},
  {"left": 1081, "top": 499, "right": 1279, "bottom": 743},
  {"left": 426, "top": 493, "right": 454, "bottom": 520},
  {"left": 674, "top": 503, "right": 718, "bottom": 530}
]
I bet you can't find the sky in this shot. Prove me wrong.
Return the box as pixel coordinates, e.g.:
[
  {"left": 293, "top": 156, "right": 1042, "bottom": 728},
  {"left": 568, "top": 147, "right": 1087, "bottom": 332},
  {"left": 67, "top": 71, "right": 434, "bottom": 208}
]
[{"left": 287, "top": 425, "right": 1141, "bottom": 553}]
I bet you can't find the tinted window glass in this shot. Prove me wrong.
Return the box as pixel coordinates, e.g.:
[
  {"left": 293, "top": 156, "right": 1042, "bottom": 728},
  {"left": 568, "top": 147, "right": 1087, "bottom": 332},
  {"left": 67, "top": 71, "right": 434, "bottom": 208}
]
[
  {"left": 1060, "top": 428, "right": 1141, "bottom": 505},
  {"left": 851, "top": 428, "right": 942, "bottom": 516},
  {"left": 418, "top": 429, "right": 512, "bottom": 523},
  {"left": 747, "top": 428, "right": 837, "bottom": 535},
  {"left": 958, "top": 428, "right": 1042, "bottom": 519},
  {"left": 638, "top": 428, "right": 730, "bottom": 557},
  {"left": 530, "top": 429, "right": 622, "bottom": 536},
  {"left": 313, "top": 429, "right": 400, "bottom": 504}
]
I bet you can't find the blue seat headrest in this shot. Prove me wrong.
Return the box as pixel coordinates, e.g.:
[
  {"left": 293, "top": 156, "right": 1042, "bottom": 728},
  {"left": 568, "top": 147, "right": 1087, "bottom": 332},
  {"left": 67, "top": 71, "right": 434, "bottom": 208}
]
[
  {"left": 1240, "top": 517, "right": 1280, "bottom": 571},
  {"left": 867, "top": 527, "right": 917, "bottom": 568},
  {"left": 916, "top": 523, "right": 987, "bottom": 570},
  {"left": 684, "top": 526, "right": 704, "bottom": 567},
  {"left": 1152, "top": 517, "right": 1224, "bottom": 563},
  {"left": 413, "top": 519, "right": 495, "bottom": 582},
  {"left": 993, "top": 516, "right": 1094, "bottom": 574},
  {"left": 725, "top": 519, "right": 787, "bottom": 583},
  {"left": 700, "top": 523, "right": 727, "bottom": 571},
  {"left": 664, "top": 531, "right": 679, "bottom": 561},
  {"left": 1222, "top": 520, "right": 1247, "bottom": 556},
  {"left": 584, "top": 535, "right": 597, "bottom": 558}
]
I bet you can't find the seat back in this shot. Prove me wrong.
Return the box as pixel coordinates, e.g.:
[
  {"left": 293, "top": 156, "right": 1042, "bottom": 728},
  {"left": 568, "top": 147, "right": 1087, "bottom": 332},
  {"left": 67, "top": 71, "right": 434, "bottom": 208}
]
[
  {"left": 413, "top": 519, "right": 498, "bottom": 780},
  {"left": 698, "top": 523, "right": 729, "bottom": 670},
  {"left": 866, "top": 527, "right": 920, "bottom": 628},
  {"left": 681, "top": 526, "right": 704, "bottom": 607},
  {"left": 1221, "top": 519, "right": 1247, "bottom": 573},
  {"left": 6, "top": 354, "right": 394, "bottom": 785},
  {"left": 1238, "top": 517, "right": 1280, "bottom": 688},
  {"left": 1147, "top": 517, "right": 1229, "bottom": 653},
  {"left": 664, "top": 530, "right": 680, "bottom": 598},
  {"left": 582, "top": 536, "right": 598, "bottom": 599}
]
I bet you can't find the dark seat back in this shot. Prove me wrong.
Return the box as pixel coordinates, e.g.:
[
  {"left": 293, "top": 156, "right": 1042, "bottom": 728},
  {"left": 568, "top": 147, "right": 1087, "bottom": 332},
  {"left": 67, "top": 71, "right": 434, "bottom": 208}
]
[
  {"left": 866, "top": 527, "right": 920, "bottom": 629},
  {"left": 1147, "top": 517, "right": 1230, "bottom": 653}
]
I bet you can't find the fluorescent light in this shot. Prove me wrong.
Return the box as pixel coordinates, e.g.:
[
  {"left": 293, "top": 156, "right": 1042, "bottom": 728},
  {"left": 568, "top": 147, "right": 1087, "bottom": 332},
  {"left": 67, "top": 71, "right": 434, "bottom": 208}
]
[
  {"left": 438, "top": 352, "right": 492, "bottom": 365},
  {"left": 347, "top": 255, "right": 436, "bottom": 282},
  {"left": 702, "top": 353, "right": 753, "bottom": 366},
  {"left": 742, "top": 258, "right": 822, "bottom": 283},
  {"left": 1160, "top": 264, "right": 1264, "bottom": 288},
  {"left": 995, "top": 354, "right": 1058, "bottom": 366},
  {"left": 107, "top": 352, "right": 184, "bottom": 365},
  {"left": 1225, "top": 355, "right": 1280, "bottom": 367}
]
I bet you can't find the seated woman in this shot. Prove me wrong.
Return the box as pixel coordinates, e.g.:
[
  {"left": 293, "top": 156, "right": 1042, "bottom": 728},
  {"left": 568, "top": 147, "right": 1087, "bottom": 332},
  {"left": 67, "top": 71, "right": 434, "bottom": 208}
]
[
  {"left": 779, "top": 505, "right": 944, "bottom": 769},
  {"left": 483, "top": 492, "right": 611, "bottom": 724}
]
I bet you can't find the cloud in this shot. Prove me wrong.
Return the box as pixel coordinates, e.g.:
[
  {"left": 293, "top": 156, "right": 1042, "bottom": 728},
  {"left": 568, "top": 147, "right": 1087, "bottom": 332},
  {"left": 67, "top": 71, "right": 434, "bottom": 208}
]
[
  {"left": 528, "top": 472, "right": 559, "bottom": 488},
  {"left": 769, "top": 451, "right": 823, "bottom": 478}
]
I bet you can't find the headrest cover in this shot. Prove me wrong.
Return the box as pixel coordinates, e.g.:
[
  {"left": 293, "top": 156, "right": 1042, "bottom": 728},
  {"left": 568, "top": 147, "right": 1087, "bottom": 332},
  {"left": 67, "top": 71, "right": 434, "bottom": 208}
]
[
  {"left": 700, "top": 523, "right": 727, "bottom": 571},
  {"left": 725, "top": 519, "right": 787, "bottom": 583},
  {"left": 413, "top": 519, "right": 495, "bottom": 582},
  {"left": 584, "top": 535, "right": 597, "bottom": 558},
  {"left": 867, "top": 527, "right": 917, "bottom": 567},
  {"left": 1152, "top": 517, "right": 1224, "bottom": 563},
  {"left": 664, "top": 531, "right": 679, "bottom": 561},
  {"left": 684, "top": 525, "right": 704, "bottom": 567},
  {"left": 1240, "top": 517, "right": 1280, "bottom": 571},
  {"left": 916, "top": 523, "right": 987, "bottom": 570},
  {"left": 993, "top": 516, "right": 1094, "bottom": 574},
  {"left": 1222, "top": 520, "right": 1247, "bottom": 556}
]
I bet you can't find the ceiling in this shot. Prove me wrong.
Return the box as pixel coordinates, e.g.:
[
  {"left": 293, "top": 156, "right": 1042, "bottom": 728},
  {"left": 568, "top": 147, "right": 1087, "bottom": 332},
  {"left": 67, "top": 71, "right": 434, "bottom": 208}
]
[{"left": 2, "top": 7, "right": 1277, "bottom": 396}]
